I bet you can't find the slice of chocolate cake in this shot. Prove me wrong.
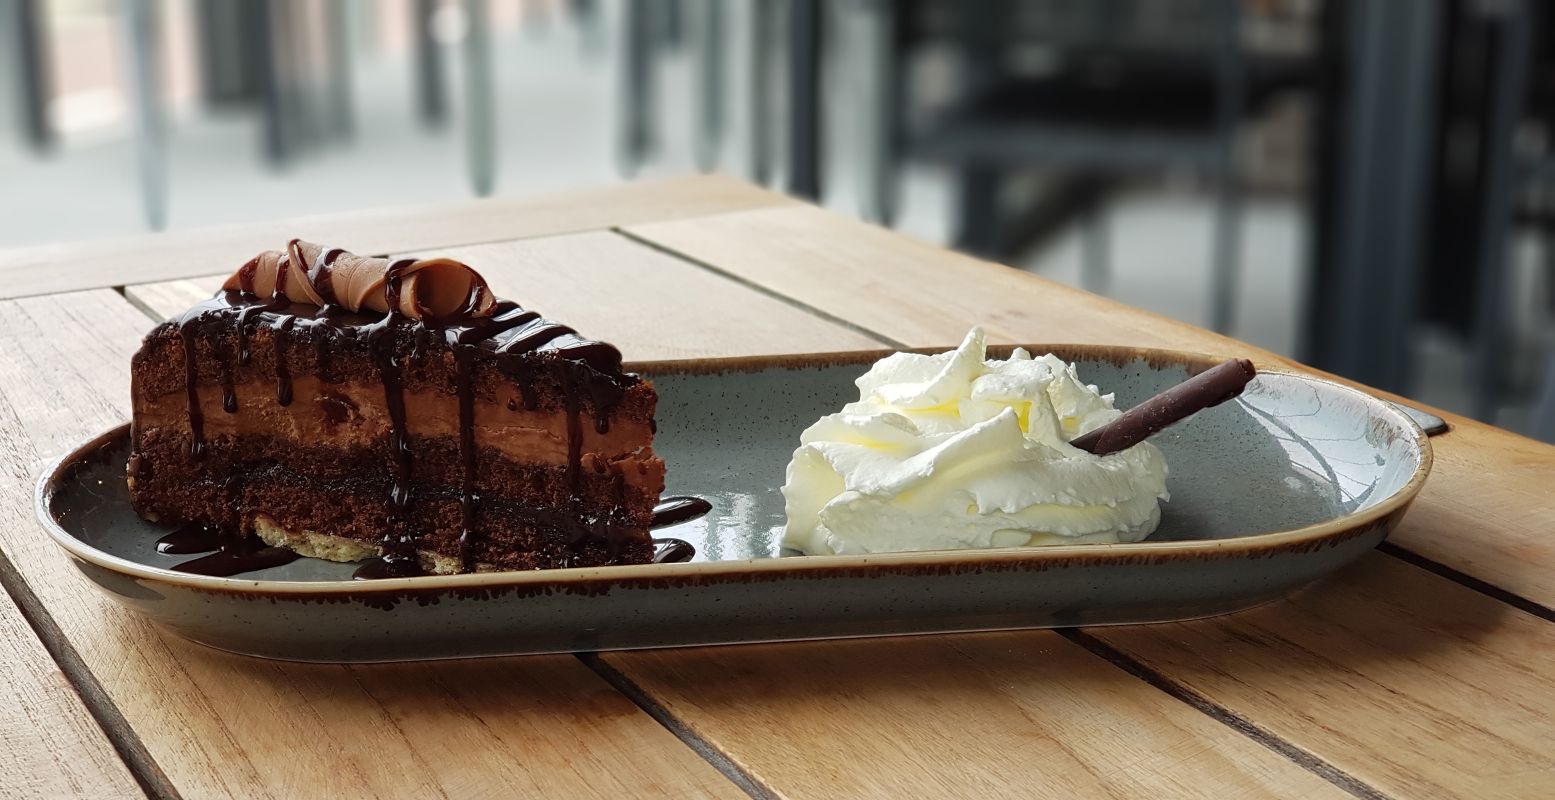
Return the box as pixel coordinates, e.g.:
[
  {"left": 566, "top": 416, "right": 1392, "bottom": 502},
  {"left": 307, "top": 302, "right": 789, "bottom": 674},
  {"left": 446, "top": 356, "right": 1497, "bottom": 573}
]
[{"left": 128, "top": 239, "right": 665, "bottom": 576}]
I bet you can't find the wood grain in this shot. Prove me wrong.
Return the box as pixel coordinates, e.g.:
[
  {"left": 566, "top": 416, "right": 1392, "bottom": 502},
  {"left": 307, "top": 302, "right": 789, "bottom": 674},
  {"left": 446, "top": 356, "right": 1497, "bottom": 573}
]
[
  {"left": 624, "top": 205, "right": 1555, "bottom": 608},
  {"left": 102, "top": 231, "right": 1355, "bottom": 797},
  {"left": 0, "top": 175, "right": 795, "bottom": 300},
  {"left": 11, "top": 179, "right": 1555, "bottom": 800},
  {"left": 1384, "top": 414, "right": 1555, "bottom": 608},
  {"left": 1086, "top": 553, "right": 1555, "bottom": 799},
  {"left": 121, "top": 278, "right": 216, "bottom": 322},
  {"left": 611, "top": 201, "right": 1555, "bottom": 798},
  {"left": 123, "top": 231, "right": 884, "bottom": 360},
  {"left": 445, "top": 232, "right": 886, "bottom": 358},
  {"left": 622, "top": 205, "right": 1250, "bottom": 356},
  {"left": 601, "top": 634, "right": 1347, "bottom": 799},
  {"left": 78, "top": 221, "right": 1355, "bottom": 793},
  {"left": 0, "top": 290, "right": 741, "bottom": 799},
  {"left": 0, "top": 587, "right": 141, "bottom": 799}
]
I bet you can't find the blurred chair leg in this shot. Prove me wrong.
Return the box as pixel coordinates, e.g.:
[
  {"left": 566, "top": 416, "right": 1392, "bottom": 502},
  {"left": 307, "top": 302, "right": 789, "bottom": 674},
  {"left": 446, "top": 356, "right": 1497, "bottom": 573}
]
[
  {"left": 1081, "top": 207, "right": 1110, "bottom": 295},
  {"left": 955, "top": 165, "right": 1000, "bottom": 257},
  {"left": 325, "top": 0, "right": 354, "bottom": 141},
  {"left": 1546, "top": 203, "right": 1555, "bottom": 318},
  {"left": 352, "top": 0, "right": 378, "bottom": 56},
  {"left": 195, "top": 0, "right": 261, "bottom": 107},
  {"left": 122, "top": 0, "right": 168, "bottom": 230},
  {"left": 787, "top": 0, "right": 822, "bottom": 199},
  {"left": 573, "top": 0, "right": 606, "bottom": 55},
  {"left": 617, "top": 0, "right": 655, "bottom": 177},
  {"left": 522, "top": 0, "right": 551, "bottom": 37},
  {"left": 1470, "top": 0, "right": 1534, "bottom": 421},
  {"left": 1208, "top": 0, "right": 1244, "bottom": 334},
  {"left": 1536, "top": 352, "right": 1555, "bottom": 443},
  {"left": 414, "top": 0, "right": 448, "bottom": 127},
  {"left": 1304, "top": 0, "right": 1441, "bottom": 393},
  {"left": 855, "top": 0, "right": 898, "bottom": 226},
  {"left": 654, "top": 0, "right": 685, "bottom": 50},
  {"left": 278, "top": 0, "right": 322, "bottom": 148},
  {"left": 464, "top": 0, "right": 496, "bottom": 196},
  {"left": 248, "top": 0, "right": 288, "bottom": 164},
  {"left": 10, "top": 0, "right": 53, "bottom": 152},
  {"left": 1209, "top": 174, "right": 1242, "bottom": 333},
  {"left": 692, "top": 0, "right": 724, "bottom": 172},
  {"left": 748, "top": 0, "right": 773, "bottom": 184}
]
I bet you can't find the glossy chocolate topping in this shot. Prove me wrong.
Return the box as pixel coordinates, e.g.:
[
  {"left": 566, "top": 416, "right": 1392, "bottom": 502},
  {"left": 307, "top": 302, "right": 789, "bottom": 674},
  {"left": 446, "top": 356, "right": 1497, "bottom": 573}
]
[{"left": 152, "top": 240, "right": 650, "bottom": 576}]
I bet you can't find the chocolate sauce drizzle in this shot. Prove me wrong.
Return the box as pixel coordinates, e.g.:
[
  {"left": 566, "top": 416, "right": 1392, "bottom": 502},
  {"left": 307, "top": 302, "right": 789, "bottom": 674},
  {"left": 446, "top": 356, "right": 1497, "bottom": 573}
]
[
  {"left": 271, "top": 315, "right": 296, "bottom": 405},
  {"left": 171, "top": 539, "right": 302, "bottom": 577},
  {"left": 346, "top": 497, "right": 711, "bottom": 577},
  {"left": 650, "top": 496, "right": 712, "bottom": 529},
  {"left": 651, "top": 538, "right": 696, "bottom": 564},
  {"left": 155, "top": 521, "right": 225, "bottom": 554},
  {"left": 177, "top": 323, "right": 205, "bottom": 456},
  {"left": 645, "top": 497, "right": 711, "bottom": 564},
  {"left": 156, "top": 522, "right": 301, "bottom": 576},
  {"left": 152, "top": 240, "right": 643, "bottom": 578}
]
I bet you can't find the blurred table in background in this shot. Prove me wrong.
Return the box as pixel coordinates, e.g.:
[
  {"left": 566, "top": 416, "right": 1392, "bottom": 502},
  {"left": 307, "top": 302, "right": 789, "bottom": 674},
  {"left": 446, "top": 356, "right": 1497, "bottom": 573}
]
[{"left": 838, "top": 0, "right": 1550, "bottom": 432}]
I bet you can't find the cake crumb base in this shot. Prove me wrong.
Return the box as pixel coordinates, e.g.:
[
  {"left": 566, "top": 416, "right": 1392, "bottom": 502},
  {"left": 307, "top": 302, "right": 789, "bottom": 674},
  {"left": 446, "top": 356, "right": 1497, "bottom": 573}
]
[{"left": 252, "top": 515, "right": 497, "bottom": 576}]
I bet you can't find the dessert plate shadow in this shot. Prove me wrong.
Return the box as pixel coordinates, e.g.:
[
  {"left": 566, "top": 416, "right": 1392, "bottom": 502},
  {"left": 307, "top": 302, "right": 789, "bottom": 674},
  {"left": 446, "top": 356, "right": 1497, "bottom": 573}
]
[{"left": 37, "top": 346, "right": 1433, "bottom": 662}]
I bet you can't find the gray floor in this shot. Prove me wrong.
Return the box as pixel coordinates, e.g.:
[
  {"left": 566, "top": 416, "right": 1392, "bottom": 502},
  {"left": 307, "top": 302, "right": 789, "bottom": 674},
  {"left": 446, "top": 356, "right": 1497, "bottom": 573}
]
[{"left": 1, "top": 12, "right": 1547, "bottom": 434}]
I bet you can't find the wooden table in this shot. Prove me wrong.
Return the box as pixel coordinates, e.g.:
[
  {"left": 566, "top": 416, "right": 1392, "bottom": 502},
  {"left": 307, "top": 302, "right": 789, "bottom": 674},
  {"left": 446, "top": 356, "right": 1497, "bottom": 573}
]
[{"left": 1, "top": 175, "right": 1551, "bottom": 799}]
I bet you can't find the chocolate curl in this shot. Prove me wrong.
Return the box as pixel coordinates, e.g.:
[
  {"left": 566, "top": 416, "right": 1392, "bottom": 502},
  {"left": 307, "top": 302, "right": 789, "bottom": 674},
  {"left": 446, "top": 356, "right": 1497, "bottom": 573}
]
[
  {"left": 226, "top": 246, "right": 327, "bottom": 307},
  {"left": 404, "top": 258, "right": 496, "bottom": 319},
  {"left": 222, "top": 240, "right": 496, "bottom": 321},
  {"left": 1070, "top": 358, "right": 1257, "bottom": 456}
]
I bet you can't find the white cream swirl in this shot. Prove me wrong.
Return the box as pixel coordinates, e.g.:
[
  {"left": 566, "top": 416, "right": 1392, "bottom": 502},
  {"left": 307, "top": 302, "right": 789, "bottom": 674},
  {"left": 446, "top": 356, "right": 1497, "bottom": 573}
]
[{"left": 781, "top": 328, "right": 1169, "bottom": 556}]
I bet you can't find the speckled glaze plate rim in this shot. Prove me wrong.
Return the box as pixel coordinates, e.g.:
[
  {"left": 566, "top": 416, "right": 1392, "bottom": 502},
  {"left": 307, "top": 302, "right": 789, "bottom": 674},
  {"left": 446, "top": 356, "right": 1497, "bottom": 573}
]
[{"left": 34, "top": 345, "right": 1434, "bottom": 596}]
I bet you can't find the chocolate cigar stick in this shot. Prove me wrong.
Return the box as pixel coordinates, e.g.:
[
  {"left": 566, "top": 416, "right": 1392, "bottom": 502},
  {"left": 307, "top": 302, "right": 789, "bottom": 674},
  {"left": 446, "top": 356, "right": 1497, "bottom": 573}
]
[{"left": 1070, "top": 358, "right": 1257, "bottom": 456}]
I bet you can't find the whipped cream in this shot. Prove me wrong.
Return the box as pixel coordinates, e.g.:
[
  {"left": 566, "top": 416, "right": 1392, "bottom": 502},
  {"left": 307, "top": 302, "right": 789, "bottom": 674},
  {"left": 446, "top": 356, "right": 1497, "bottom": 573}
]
[{"left": 781, "top": 329, "right": 1169, "bottom": 556}]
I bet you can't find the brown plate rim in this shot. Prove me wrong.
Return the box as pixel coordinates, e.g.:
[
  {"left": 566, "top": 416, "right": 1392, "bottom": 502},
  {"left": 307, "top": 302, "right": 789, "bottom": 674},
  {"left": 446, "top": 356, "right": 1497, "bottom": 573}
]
[{"left": 32, "top": 344, "right": 1433, "bottom": 595}]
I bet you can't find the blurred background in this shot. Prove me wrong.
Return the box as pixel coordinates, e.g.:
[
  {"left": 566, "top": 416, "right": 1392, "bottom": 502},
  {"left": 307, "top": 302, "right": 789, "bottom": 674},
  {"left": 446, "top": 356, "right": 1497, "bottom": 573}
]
[{"left": 1, "top": 0, "right": 1552, "bottom": 442}]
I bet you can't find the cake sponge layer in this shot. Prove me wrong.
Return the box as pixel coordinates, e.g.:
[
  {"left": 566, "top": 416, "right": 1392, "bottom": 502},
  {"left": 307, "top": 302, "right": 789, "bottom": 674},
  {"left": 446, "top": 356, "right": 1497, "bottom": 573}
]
[
  {"left": 130, "top": 433, "right": 659, "bottom": 570},
  {"left": 130, "top": 427, "right": 663, "bottom": 521}
]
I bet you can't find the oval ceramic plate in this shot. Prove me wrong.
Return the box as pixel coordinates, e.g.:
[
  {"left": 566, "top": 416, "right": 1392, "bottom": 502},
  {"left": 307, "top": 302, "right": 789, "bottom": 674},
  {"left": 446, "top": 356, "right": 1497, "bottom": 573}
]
[{"left": 37, "top": 346, "right": 1432, "bottom": 662}]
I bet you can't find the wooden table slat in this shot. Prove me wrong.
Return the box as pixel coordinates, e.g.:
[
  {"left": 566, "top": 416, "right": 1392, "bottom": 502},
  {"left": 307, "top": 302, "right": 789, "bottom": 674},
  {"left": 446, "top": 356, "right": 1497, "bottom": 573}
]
[
  {"left": 0, "top": 582, "right": 142, "bottom": 799},
  {"left": 1086, "top": 554, "right": 1555, "bottom": 799},
  {"left": 0, "top": 175, "right": 796, "bottom": 301},
  {"left": 615, "top": 202, "right": 1555, "bottom": 797},
  {"left": 601, "top": 634, "right": 1350, "bottom": 799},
  {"left": 124, "top": 230, "right": 885, "bottom": 360}
]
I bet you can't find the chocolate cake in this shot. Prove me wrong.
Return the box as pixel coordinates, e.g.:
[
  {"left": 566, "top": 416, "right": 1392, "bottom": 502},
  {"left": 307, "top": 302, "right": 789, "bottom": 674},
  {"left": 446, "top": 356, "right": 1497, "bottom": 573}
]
[{"left": 128, "top": 239, "right": 666, "bottom": 576}]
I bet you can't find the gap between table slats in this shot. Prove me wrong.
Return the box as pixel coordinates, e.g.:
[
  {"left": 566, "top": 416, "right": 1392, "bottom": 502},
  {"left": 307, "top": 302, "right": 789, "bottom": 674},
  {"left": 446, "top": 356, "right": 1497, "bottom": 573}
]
[
  {"left": 115, "top": 234, "right": 1385, "bottom": 799},
  {"left": 0, "top": 538, "right": 181, "bottom": 800},
  {"left": 606, "top": 223, "right": 1555, "bottom": 798},
  {"left": 0, "top": 287, "right": 752, "bottom": 796},
  {"left": 110, "top": 221, "right": 1554, "bottom": 798},
  {"left": 113, "top": 290, "right": 775, "bottom": 800},
  {"left": 0, "top": 175, "right": 797, "bottom": 301},
  {"left": 581, "top": 230, "right": 1396, "bottom": 798}
]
